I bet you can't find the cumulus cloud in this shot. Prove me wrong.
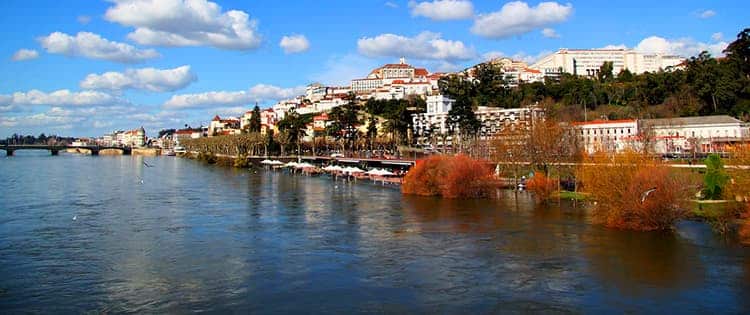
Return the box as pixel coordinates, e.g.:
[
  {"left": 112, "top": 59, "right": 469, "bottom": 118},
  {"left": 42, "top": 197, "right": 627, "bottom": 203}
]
[
  {"left": 711, "top": 32, "right": 723, "bottom": 42},
  {"left": 279, "top": 34, "right": 310, "bottom": 54},
  {"left": 471, "top": 1, "right": 573, "bottom": 39},
  {"left": 541, "top": 28, "right": 560, "bottom": 38},
  {"left": 635, "top": 36, "right": 728, "bottom": 57},
  {"left": 11, "top": 49, "right": 39, "bottom": 61},
  {"left": 385, "top": 2, "right": 399, "bottom": 8},
  {"left": 310, "top": 54, "right": 380, "bottom": 86},
  {"left": 38, "top": 31, "right": 159, "bottom": 63},
  {"left": 409, "top": 0, "right": 474, "bottom": 21},
  {"left": 0, "top": 89, "right": 126, "bottom": 108},
  {"left": 697, "top": 9, "right": 716, "bottom": 19},
  {"left": 481, "top": 50, "right": 552, "bottom": 64},
  {"left": 80, "top": 65, "right": 197, "bottom": 92},
  {"left": 163, "top": 84, "right": 305, "bottom": 109},
  {"left": 358, "top": 31, "right": 476, "bottom": 61},
  {"left": 104, "top": 0, "right": 262, "bottom": 50}
]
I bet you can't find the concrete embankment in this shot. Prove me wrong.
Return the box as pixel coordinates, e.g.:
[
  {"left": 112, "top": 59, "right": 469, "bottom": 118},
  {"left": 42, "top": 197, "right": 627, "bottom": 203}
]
[{"left": 132, "top": 148, "right": 160, "bottom": 156}]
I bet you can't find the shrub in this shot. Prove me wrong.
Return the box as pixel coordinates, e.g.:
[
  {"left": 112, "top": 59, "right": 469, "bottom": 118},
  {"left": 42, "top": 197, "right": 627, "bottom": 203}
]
[
  {"left": 703, "top": 154, "right": 729, "bottom": 200},
  {"left": 402, "top": 154, "right": 495, "bottom": 199},
  {"left": 233, "top": 154, "right": 250, "bottom": 168},
  {"left": 577, "top": 150, "right": 690, "bottom": 231},
  {"left": 526, "top": 172, "right": 558, "bottom": 201}
]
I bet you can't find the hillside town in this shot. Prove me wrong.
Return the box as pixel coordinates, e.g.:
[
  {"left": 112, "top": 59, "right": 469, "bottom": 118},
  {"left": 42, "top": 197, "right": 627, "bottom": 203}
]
[{"left": 84, "top": 46, "right": 748, "bottom": 157}]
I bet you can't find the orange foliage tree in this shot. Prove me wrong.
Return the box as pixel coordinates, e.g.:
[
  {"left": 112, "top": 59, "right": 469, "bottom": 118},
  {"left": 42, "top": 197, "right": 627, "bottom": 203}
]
[
  {"left": 726, "top": 144, "right": 750, "bottom": 245},
  {"left": 526, "top": 172, "right": 558, "bottom": 201},
  {"left": 577, "top": 150, "right": 691, "bottom": 231},
  {"left": 402, "top": 154, "right": 495, "bottom": 199}
]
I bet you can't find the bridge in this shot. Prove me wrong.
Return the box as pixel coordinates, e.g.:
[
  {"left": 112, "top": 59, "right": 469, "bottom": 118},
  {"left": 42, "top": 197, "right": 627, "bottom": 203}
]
[{"left": 0, "top": 144, "right": 132, "bottom": 156}]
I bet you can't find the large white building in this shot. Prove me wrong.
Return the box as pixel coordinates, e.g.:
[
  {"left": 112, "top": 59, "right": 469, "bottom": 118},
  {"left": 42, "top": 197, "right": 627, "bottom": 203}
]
[
  {"left": 642, "top": 116, "right": 750, "bottom": 154},
  {"left": 351, "top": 58, "right": 434, "bottom": 94},
  {"left": 572, "top": 119, "right": 640, "bottom": 153},
  {"left": 413, "top": 95, "right": 545, "bottom": 144},
  {"left": 531, "top": 49, "right": 684, "bottom": 77}
]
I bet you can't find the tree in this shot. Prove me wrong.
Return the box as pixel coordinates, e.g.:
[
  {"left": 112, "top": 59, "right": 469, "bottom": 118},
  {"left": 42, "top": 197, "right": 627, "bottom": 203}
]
[
  {"left": 447, "top": 95, "right": 480, "bottom": 149},
  {"left": 249, "top": 105, "right": 262, "bottom": 133},
  {"left": 598, "top": 61, "right": 614, "bottom": 82},
  {"left": 703, "top": 154, "right": 730, "bottom": 200},
  {"left": 277, "top": 109, "right": 310, "bottom": 156}
]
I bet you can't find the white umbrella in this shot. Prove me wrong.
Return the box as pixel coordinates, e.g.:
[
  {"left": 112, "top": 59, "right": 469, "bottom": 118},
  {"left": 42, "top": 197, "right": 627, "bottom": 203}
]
[
  {"left": 323, "top": 165, "right": 343, "bottom": 172},
  {"left": 284, "top": 162, "right": 298, "bottom": 168},
  {"left": 260, "top": 159, "right": 273, "bottom": 164},
  {"left": 295, "top": 162, "right": 315, "bottom": 169},
  {"left": 365, "top": 168, "right": 383, "bottom": 175},
  {"left": 270, "top": 160, "right": 285, "bottom": 165},
  {"left": 343, "top": 166, "right": 365, "bottom": 174},
  {"left": 376, "top": 169, "right": 396, "bottom": 176}
]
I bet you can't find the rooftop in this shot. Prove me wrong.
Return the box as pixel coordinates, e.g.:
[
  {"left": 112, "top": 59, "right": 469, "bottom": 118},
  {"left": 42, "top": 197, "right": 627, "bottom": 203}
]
[{"left": 643, "top": 115, "right": 744, "bottom": 127}]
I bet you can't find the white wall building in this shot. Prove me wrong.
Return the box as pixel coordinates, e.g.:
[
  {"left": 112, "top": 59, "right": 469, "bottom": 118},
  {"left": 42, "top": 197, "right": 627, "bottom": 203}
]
[
  {"left": 642, "top": 116, "right": 750, "bottom": 154},
  {"left": 531, "top": 49, "right": 684, "bottom": 77},
  {"left": 351, "top": 58, "right": 433, "bottom": 94},
  {"left": 572, "top": 119, "right": 640, "bottom": 153},
  {"left": 413, "top": 95, "right": 545, "bottom": 143}
]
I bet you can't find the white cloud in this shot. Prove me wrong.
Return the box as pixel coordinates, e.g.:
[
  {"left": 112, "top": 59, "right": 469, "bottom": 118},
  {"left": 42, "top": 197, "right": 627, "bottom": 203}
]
[
  {"left": 635, "top": 36, "right": 728, "bottom": 57},
  {"left": 104, "top": 0, "right": 262, "bottom": 50},
  {"left": 11, "top": 49, "right": 39, "bottom": 61},
  {"left": 600, "top": 44, "right": 628, "bottom": 50},
  {"left": 0, "top": 110, "right": 86, "bottom": 128},
  {"left": 163, "top": 84, "right": 305, "bottom": 109},
  {"left": 279, "top": 34, "right": 310, "bottom": 54},
  {"left": 541, "top": 28, "right": 560, "bottom": 38},
  {"left": 385, "top": 2, "right": 399, "bottom": 8},
  {"left": 77, "top": 15, "right": 92, "bottom": 25},
  {"left": 697, "top": 9, "right": 716, "bottom": 19},
  {"left": 481, "top": 50, "right": 552, "bottom": 64},
  {"left": 80, "top": 65, "right": 197, "bottom": 92},
  {"left": 38, "top": 31, "right": 159, "bottom": 63},
  {"left": 471, "top": 1, "right": 573, "bottom": 39},
  {"left": 310, "top": 54, "right": 379, "bottom": 86},
  {"left": 711, "top": 32, "right": 723, "bottom": 42},
  {"left": 1, "top": 89, "right": 126, "bottom": 108},
  {"left": 409, "top": 0, "right": 474, "bottom": 21},
  {"left": 358, "top": 31, "right": 476, "bottom": 61}
]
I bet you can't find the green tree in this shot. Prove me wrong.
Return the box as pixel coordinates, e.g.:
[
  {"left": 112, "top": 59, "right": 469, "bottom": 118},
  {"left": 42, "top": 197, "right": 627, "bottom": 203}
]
[
  {"left": 598, "top": 61, "right": 614, "bottom": 82},
  {"left": 703, "top": 154, "right": 730, "bottom": 200},
  {"left": 277, "top": 109, "right": 310, "bottom": 156},
  {"left": 249, "top": 105, "right": 262, "bottom": 133}
]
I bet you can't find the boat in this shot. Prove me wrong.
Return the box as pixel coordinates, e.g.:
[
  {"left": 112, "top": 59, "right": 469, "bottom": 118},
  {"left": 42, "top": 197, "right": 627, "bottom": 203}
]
[
  {"left": 164, "top": 150, "right": 176, "bottom": 156},
  {"left": 174, "top": 146, "right": 186, "bottom": 154}
]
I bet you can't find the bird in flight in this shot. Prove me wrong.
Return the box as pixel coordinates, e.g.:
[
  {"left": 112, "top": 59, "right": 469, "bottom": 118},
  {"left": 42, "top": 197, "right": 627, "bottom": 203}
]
[{"left": 640, "top": 187, "right": 657, "bottom": 203}]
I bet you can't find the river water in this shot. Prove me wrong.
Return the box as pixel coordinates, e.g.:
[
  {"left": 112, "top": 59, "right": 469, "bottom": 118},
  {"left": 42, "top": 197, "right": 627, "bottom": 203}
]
[{"left": 1, "top": 151, "right": 749, "bottom": 313}]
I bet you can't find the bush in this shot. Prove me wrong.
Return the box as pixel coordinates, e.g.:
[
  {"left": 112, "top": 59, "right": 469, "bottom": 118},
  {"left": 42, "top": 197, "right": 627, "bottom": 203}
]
[
  {"left": 233, "top": 154, "right": 250, "bottom": 168},
  {"left": 197, "top": 151, "right": 217, "bottom": 164},
  {"left": 703, "top": 154, "right": 729, "bottom": 200},
  {"left": 526, "top": 172, "right": 558, "bottom": 201},
  {"left": 577, "top": 150, "right": 690, "bottom": 231},
  {"left": 402, "top": 154, "right": 495, "bottom": 199}
]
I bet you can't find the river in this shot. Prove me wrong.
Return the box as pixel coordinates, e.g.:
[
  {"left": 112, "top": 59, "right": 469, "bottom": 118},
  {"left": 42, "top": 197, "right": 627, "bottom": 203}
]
[{"left": 1, "top": 151, "right": 749, "bottom": 313}]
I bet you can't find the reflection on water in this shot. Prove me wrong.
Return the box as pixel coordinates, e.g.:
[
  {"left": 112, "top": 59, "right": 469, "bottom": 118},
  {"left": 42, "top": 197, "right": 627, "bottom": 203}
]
[{"left": 0, "top": 152, "right": 748, "bottom": 313}]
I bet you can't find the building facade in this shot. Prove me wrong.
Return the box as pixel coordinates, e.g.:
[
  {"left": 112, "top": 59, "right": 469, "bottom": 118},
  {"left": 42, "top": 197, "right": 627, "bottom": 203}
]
[
  {"left": 413, "top": 95, "right": 545, "bottom": 145},
  {"left": 572, "top": 119, "right": 640, "bottom": 153},
  {"left": 531, "top": 49, "right": 684, "bottom": 78},
  {"left": 641, "top": 116, "right": 750, "bottom": 154}
]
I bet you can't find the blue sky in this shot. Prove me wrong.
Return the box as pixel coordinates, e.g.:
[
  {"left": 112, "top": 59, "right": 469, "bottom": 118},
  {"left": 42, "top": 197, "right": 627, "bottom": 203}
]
[{"left": 0, "top": 0, "right": 747, "bottom": 138}]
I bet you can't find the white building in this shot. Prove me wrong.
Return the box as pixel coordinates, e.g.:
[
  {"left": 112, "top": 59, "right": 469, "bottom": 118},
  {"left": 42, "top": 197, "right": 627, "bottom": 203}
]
[
  {"left": 531, "top": 49, "right": 684, "bottom": 77},
  {"left": 208, "top": 115, "right": 241, "bottom": 136},
  {"left": 572, "top": 119, "right": 640, "bottom": 153},
  {"left": 351, "top": 58, "right": 433, "bottom": 94},
  {"left": 413, "top": 95, "right": 544, "bottom": 143},
  {"left": 642, "top": 116, "right": 750, "bottom": 154}
]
